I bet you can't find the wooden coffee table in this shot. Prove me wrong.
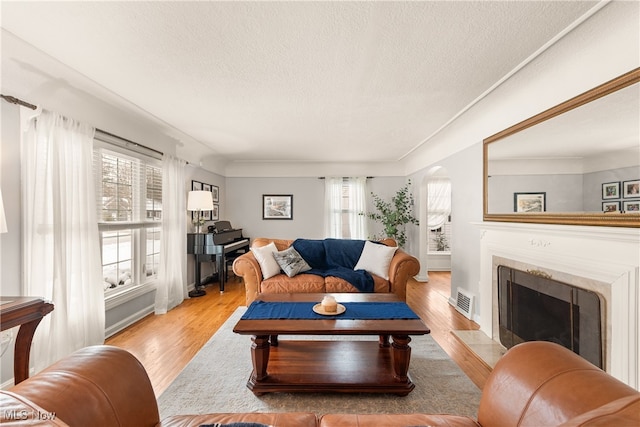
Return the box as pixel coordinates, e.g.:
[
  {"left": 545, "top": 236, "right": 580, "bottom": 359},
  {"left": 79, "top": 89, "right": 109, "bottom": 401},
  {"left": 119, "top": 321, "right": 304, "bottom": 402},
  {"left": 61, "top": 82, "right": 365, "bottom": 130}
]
[{"left": 233, "top": 293, "right": 430, "bottom": 395}]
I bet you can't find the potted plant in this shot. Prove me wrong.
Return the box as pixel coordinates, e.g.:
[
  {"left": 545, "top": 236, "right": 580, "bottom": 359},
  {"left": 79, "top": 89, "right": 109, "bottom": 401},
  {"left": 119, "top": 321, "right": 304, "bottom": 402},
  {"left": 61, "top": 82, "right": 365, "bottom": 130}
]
[
  {"left": 363, "top": 181, "right": 419, "bottom": 248},
  {"left": 432, "top": 229, "right": 449, "bottom": 251}
]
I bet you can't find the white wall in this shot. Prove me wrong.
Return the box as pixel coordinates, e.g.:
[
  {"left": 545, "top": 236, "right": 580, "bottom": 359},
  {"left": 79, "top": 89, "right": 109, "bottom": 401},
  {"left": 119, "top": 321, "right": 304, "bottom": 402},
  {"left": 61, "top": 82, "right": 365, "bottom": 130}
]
[
  {"left": 0, "top": 102, "right": 22, "bottom": 387},
  {"left": 409, "top": 144, "right": 483, "bottom": 311},
  {"left": 226, "top": 176, "right": 405, "bottom": 242}
]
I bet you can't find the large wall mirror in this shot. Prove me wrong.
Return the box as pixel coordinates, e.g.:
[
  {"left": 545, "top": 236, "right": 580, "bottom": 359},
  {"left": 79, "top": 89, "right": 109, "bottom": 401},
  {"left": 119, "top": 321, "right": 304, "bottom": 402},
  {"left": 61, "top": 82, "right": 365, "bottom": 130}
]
[{"left": 484, "top": 68, "right": 640, "bottom": 227}]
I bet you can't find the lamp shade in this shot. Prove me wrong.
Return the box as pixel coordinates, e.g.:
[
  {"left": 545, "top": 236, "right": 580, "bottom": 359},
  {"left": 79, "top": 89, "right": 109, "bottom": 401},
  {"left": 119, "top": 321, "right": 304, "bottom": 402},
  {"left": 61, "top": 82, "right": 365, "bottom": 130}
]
[
  {"left": 0, "top": 189, "right": 7, "bottom": 234},
  {"left": 187, "top": 190, "right": 213, "bottom": 211}
]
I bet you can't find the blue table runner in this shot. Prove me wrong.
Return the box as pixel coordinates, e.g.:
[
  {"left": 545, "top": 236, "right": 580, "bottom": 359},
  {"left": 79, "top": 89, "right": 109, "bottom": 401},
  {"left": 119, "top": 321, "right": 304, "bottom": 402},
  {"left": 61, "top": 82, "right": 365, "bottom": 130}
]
[{"left": 241, "top": 300, "right": 420, "bottom": 320}]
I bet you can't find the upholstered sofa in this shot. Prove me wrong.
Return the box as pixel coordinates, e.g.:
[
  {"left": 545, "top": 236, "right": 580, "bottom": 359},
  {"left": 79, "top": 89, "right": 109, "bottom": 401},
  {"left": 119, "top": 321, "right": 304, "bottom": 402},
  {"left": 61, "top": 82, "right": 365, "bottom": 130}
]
[
  {"left": 233, "top": 238, "right": 420, "bottom": 306},
  {"left": 1, "top": 341, "right": 638, "bottom": 426}
]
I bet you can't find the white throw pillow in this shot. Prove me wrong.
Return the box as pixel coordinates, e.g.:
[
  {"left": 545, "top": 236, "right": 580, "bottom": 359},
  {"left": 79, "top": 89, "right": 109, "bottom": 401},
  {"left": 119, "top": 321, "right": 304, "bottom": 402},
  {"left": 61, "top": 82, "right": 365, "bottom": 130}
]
[
  {"left": 251, "top": 242, "right": 281, "bottom": 280},
  {"left": 354, "top": 240, "right": 398, "bottom": 280}
]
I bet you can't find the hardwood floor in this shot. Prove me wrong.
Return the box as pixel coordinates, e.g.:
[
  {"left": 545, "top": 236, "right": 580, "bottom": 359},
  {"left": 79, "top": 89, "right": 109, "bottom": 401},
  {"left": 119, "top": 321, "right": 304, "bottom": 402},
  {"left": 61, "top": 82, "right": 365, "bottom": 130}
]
[{"left": 105, "top": 272, "right": 492, "bottom": 397}]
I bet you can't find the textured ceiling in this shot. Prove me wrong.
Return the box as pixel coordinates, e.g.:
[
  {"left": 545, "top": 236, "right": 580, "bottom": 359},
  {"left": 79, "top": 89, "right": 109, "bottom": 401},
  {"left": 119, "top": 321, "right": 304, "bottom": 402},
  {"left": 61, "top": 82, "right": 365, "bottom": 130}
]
[{"left": 1, "top": 1, "right": 600, "bottom": 164}]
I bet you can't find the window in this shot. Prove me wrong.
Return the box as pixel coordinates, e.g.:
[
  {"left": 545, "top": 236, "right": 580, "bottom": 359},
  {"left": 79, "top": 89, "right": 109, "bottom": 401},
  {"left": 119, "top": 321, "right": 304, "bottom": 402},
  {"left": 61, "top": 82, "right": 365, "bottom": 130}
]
[
  {"left": 94, "top": 140, "right": 162, "bottom": 294},
  {"left": 324, "top": 177, "right": 367, "bottom": 239},
  {"left": 427, "top": 177, "right": 451, "bottom": 253}
]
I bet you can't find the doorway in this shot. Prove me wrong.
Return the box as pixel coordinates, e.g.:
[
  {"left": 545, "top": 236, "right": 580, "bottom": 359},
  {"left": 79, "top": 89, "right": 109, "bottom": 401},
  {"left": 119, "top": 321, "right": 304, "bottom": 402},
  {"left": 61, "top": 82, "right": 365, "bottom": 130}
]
[{"left": 419, "top": 167, "right": 452, "bottom": 280}]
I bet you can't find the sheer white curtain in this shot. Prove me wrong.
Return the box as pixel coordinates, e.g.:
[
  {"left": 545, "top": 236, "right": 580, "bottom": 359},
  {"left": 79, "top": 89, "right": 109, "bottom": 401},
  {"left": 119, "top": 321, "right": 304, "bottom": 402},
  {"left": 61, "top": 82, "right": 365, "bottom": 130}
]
[
  {"left": 155, "top": 154, "right": 187, "bottom": 314},
  {"left": 427, "top": 177, "right": 451, "bottom": 230},
  {"left": 22, "top": 110, "right": 105, "bottom": 372},
  {"left": 324, "top": 177, "right": 367, "bottom": 239},
  {"left": 346, "top": 177, "right": 367, "bottom": 239},
  {"left": 324, "top": 177, "right": 343, "bottom": 238}
]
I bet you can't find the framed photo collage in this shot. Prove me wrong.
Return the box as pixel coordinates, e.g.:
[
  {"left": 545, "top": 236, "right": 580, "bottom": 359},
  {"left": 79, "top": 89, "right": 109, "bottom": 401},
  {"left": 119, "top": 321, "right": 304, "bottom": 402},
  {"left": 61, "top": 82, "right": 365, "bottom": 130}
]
[
  {"left": 191, "top": 180, "right": 220, "bottom": 221},
  {"left": 602, "top": 180, "right": 639, "bottom": 213}
]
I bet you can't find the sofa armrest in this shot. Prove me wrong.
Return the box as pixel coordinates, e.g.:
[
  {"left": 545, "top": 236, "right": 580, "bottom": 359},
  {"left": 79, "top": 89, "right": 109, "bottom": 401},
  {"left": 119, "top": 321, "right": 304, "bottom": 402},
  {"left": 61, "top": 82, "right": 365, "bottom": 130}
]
[
  {"left": 234, "top": 238, "right": 295, "bottom": 306},
  {"left": 478, "top": 341, "right": 640, "bottom": 427},
  {"left": 8, "top": 345, "right": 160, "bottom": 427},
  {"left": 233, "top": 251, "right": 262, "bottom": 306},
  {"left": 387, "top": 248, "right": 420, "bottom": 301}
]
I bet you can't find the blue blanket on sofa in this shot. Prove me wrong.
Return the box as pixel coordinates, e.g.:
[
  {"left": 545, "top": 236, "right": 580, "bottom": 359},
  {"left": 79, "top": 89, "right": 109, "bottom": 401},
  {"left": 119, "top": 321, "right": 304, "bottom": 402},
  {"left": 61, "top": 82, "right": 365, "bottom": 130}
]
[{"left": 292, "top": 238, "right": 374, "bottom": 293}]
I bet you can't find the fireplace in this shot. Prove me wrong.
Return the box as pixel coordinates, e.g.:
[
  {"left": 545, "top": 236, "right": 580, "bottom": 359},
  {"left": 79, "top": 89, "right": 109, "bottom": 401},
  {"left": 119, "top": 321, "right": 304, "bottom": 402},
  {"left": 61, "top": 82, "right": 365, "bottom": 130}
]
[
  {"left": 477, "top": 222, "right": 640, "bottom": 389},
  {"left": 497, "top": 265, "right": 603, "bottom": 368}
]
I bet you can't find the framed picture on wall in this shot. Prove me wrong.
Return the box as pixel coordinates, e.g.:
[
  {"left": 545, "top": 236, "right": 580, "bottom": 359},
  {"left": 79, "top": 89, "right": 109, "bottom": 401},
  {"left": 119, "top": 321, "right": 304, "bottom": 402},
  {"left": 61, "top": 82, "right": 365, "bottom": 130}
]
[
  {"left": 191, "top": 180, "right": 202, "bottom": 191},
  {"left": 623, "top": 200, "right": 640, "bottom": 212},
  {"left": 263, "top": 195, "right": 293, "bottom": 220},
  {"left": 212, "top": 204, "right": 219, "bottom": 221},
  {"left": 212, "top": 185, "right": 219, "bottom": 202},
  {"left": 202, "top": 183, "right": 211, "bottom": 192},
  {"left": 514, "top": 192, "right": 546, "bottom": 213},
  {"left": 602, "top": 182, "right": 620, "bottom": 199},
  {"left": 602, "top": 201, "right": 620, "bottom": 212},
  {"left": 622, "top": 180, "right": 640, "bottom": 198}
]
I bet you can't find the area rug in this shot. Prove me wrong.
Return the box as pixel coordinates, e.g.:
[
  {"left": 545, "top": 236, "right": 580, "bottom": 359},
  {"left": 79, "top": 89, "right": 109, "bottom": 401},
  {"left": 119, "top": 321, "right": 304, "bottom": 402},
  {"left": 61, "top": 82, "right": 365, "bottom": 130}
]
[{"left": 158, "top": 307, "right": 481, "bottom": 419}]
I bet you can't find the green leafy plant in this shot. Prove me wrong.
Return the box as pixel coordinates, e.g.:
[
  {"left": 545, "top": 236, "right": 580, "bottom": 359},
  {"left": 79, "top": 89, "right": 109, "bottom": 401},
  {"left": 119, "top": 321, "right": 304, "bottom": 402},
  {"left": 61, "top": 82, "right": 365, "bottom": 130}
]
[
  {"left": 432, "top": 229, "right": 449, "bottom": 251},
  {"left": 363, "top": 181, "right": 419, "bottom": 248}
]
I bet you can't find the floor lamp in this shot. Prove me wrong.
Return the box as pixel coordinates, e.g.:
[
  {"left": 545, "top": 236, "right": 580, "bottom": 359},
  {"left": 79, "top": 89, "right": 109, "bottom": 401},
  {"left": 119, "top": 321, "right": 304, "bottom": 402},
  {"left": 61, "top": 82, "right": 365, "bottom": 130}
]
[{"left": 187, "top": 190, "right": 213, "bottom": 297}]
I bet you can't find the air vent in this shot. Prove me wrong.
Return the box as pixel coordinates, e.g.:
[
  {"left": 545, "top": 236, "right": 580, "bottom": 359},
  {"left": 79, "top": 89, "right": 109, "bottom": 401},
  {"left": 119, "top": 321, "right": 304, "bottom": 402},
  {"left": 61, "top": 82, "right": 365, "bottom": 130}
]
[{"left": 455, "top": 288, "right": 474, "bottom": 319}]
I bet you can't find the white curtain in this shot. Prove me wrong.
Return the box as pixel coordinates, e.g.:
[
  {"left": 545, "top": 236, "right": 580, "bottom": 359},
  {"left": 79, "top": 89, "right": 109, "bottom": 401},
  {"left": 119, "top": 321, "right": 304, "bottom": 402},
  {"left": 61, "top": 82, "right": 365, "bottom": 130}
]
[
  {"left": 22, "top": 110, "right": 105, "bottom": 373},
  {"left": 346, "top": 177, "right": 367, "bottom": 239},
  {"left": 324, "top": 177, "right": 343, "bottom": 238},
  {"left": 154, "top": 154, "right": 187, "bottom": 314},
  {"left": 324, "top": 177, "right": 367, "bottom": 239},
  {"left": 427, "top": 177, "right": 451, "bottom": 230}
]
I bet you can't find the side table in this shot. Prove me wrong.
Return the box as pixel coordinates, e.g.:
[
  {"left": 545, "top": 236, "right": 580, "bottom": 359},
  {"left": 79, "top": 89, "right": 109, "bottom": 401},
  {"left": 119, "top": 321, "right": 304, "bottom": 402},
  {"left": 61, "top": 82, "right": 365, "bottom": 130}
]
[{"left": 0, "top": 297, "right": 54, "bottom": 384}]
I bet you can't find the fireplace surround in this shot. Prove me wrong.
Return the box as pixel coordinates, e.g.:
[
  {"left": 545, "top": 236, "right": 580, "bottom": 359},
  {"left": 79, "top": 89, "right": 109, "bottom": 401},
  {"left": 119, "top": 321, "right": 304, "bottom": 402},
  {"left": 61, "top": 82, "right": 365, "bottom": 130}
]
[
  {"left": 477, "top": 222, "right": 639, "bottom": 389},
  {"left": 497, "top": 265, "right": 603, "bottom": 368}
]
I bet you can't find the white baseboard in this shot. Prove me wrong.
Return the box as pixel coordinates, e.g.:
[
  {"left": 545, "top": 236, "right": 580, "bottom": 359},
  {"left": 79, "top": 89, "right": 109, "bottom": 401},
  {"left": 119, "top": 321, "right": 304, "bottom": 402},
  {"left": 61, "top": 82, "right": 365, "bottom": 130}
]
[{"left": 105, "top": 305, "right": 155, "bottom": 339}]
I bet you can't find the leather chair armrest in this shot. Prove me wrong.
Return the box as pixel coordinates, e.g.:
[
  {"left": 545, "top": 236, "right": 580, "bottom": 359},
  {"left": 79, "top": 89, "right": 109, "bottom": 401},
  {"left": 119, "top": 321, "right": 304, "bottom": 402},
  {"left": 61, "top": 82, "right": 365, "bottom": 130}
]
[
  {"left": 233, "top": 251, "right": 262, "bottom": 306},
  {"left": 478, "top": 341, "right": 640, "bottom": 427},
  {"left": 8, "top": 345, "right": 160, "bottom": 427}
]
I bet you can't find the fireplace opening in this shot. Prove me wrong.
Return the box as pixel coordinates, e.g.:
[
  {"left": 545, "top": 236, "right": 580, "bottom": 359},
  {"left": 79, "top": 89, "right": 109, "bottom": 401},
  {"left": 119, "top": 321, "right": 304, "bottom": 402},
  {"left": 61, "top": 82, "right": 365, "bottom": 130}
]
[{"left": 498, "top": 265, "right": 603, "bottom": 368}]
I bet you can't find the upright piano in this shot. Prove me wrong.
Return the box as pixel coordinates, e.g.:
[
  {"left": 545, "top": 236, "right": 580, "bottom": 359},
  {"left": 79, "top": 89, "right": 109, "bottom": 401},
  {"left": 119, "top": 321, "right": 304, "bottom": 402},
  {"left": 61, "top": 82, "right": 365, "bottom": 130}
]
[{"left": 187, "top": 221, "right": 249, "bottom": 296}]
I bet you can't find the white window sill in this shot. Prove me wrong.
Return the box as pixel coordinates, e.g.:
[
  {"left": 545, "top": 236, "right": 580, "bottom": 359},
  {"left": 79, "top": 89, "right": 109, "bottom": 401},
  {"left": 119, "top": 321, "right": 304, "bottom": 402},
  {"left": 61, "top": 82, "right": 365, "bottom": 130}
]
[{"left": 105, "top": 281, "right": 156, "bottom": 311}]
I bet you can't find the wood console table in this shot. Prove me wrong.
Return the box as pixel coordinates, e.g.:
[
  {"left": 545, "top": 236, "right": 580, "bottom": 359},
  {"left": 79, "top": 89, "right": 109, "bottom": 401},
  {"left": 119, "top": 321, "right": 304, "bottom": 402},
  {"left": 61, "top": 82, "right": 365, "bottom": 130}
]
[{"left": 0, "top": 297, "right": 54, "bottom": 384}]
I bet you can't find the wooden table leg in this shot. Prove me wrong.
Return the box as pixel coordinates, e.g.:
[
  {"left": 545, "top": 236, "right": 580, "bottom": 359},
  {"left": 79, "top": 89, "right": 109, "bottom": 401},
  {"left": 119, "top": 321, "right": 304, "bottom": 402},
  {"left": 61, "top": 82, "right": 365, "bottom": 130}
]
[
  {"left": 14, "top": 318, "right": 45, "bottom": 384},
  {"left": 379, "top": 334, "right": 390, "bottom": 347},
  {"left": 250, "top": 335, "right": 270, "bottom": 381},
  {"left": 269, "top": 334, "right": 279, "bottom": 346},
  {"left": 391, "top": 334, "right": 412, "bottom": 382}
]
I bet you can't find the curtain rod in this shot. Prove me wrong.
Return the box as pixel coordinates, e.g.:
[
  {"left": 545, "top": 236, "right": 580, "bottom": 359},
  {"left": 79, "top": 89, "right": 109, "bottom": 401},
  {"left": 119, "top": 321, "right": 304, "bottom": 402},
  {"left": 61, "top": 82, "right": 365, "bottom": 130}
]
[
  {"left": 1, "top": 94, "right": 37, "bottom": 110},
  {"left": 95, "top": 129, "right": 164, "bottom": 157},
  {"left": 1, "top": 93, "right": 164, "bottom": 157},
  {"left": 318, "top": 177, "right": 374, "bottom": 179}
]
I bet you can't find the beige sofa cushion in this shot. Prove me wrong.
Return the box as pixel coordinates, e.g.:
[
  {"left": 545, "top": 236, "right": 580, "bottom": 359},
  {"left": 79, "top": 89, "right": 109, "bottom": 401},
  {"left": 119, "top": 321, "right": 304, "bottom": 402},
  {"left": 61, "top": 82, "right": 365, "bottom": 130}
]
[
  {"left": 260, "top": 273, "right": 326, "bottom": 294},
  {"left": 325, "top": 275, "right": 390, "bottom": 293}
]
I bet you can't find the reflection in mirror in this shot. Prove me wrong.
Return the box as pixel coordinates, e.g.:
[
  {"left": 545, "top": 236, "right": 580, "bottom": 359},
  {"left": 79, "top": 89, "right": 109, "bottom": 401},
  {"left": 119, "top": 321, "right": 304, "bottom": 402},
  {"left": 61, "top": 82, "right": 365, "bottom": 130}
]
[{"left": 484, "top": 68, "right": 640, "bottom": 227}]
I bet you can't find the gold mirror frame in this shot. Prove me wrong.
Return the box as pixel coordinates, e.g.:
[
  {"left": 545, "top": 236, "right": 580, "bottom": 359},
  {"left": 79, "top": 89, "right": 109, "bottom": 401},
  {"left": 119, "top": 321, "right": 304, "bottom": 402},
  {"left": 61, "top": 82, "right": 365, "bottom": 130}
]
[{"left": 483, "top": 68, "right": 640, "bottom": 228}]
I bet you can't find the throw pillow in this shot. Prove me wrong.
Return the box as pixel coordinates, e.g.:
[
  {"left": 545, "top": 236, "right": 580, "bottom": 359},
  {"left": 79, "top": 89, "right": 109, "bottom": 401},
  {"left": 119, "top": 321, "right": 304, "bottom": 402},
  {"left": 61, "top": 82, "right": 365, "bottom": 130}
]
[
  {"left": 353, "top": 240, "right": 398, "bottom": 280},
  {"left": 251, "top": 242, "right": 281, "bottom": 280},
  {"left": 272, "top": 246, "right": 312, "bottom": 278}
]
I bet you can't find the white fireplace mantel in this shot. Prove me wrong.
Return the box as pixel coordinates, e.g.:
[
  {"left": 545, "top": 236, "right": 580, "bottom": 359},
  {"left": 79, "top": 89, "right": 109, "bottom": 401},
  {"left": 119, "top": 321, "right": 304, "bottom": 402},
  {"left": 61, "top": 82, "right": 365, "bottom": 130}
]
[{"left": 475, "top": 221, "right": 640, "bottom": 389}]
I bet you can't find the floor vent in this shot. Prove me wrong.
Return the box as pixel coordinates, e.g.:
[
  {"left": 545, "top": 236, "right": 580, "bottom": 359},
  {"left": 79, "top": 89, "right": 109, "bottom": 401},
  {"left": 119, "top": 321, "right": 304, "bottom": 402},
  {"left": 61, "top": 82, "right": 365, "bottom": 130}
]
[{"left": 455, "top": 288, "right": 474, "bottom": 319}]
